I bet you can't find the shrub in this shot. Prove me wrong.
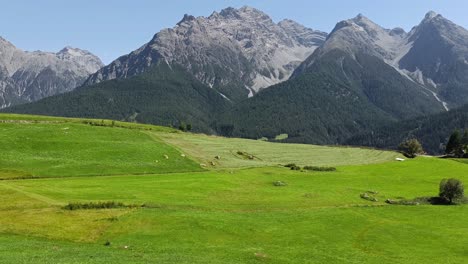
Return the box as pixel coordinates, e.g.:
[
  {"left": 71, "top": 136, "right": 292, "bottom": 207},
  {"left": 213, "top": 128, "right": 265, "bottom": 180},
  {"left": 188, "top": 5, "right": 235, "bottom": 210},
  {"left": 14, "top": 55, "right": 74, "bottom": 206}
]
[
  {"left": 178, "top": 122, "right": 187, "bottom": 132},
  {"left": 360, "top": 192, "right": 378, "bottom": 202},
  {"left": 439, "top": 178, "right": 464, "bottom": 204},
  {"left": 290, "top": 165, "right": 301, "bottom": 170},
  {"left": 303, "top": 166, "right": 336, "bottom": 172},
  {"left": 385, "top": 199, "right": 419, "bottom": 205},
  {"left": 398, "top": 138, "right": 424, "bottom": 158},
  {"left": 273, "top": 181, "right": 287, "bottom": 187},
  {"left": 63, "top": 201, "right": 137, "bottom": 210},
  {"left": 284, "top": 163, "right": 296, "bottom": 168}
]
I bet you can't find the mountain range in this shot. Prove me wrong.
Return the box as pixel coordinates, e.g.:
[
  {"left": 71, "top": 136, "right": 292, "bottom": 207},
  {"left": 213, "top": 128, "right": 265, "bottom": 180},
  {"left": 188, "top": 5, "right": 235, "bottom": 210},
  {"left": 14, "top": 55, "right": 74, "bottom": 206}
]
[
  {"left": 83, "top": 6, "right": 327, "bottom": 101},
  {"left": 0, "top": 38, "right": 103, "bottom": 108},
  {"left": 3, "top": 6, "right": 468, "bottom": 153}
]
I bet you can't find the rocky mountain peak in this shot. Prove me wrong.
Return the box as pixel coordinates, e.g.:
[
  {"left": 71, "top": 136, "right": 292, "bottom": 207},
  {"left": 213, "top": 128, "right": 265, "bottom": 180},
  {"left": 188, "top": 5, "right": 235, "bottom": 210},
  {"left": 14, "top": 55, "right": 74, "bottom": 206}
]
[
  {"left": 85, "top": 6, "right": 327, "bottom": 99},
  {"left": 177, "top": 14, "right": 197, "bottom": 26},
  {"left": 353, "top": 13, "right": 368, "bottom": 21},
  {"left": 313, "top": 14, "right": 403, "bottom": 64},
  {"left": 214, "top": 6, "right": 273, "bottom": 24},
  {"left": 0, "top": 36, "right": 104, "bottom": 107},
  {"left": 216, "top": 6, "right": 268, "bottom": 19},
  {"left": 424, "top": 11, "right": 439, "bottom": 20},
  {"left": 278, "top": 19, "right": 327, "bottom": 47},
  {"left": 58, "top": 46, "right": 85, "bottom": 55}
]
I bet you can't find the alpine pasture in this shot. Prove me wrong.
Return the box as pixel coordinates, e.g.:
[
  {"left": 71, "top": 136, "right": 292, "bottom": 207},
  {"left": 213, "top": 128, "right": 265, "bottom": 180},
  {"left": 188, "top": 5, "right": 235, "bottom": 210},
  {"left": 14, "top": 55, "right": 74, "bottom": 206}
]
[{"left": 0, "top": 114, "right": 466, "bottom": 264}]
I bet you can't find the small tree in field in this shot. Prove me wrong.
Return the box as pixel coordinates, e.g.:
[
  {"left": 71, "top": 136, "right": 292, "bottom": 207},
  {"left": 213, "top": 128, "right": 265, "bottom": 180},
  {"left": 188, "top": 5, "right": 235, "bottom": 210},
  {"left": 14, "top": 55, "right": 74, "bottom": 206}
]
[
  {"left": 398, "top": 138, "right": 424, "bottom": 158},
  {"left": 439, "top": 178, "right": 464, "bottom": 204}
]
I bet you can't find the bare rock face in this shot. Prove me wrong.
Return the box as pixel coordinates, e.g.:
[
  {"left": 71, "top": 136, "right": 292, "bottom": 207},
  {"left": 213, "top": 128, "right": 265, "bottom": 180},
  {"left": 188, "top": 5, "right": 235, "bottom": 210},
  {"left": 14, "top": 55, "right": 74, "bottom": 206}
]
[
  {"left": 0, "top": 37, "right": 103, "bottom": 108},
  {"left": 84, "top": 6, "right": 327, "bottom": 101}
]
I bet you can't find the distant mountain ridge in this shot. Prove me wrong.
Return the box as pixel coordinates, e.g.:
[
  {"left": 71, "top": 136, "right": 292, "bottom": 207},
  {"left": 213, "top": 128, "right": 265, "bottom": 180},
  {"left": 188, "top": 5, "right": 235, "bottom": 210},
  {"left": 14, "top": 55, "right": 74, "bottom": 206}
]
[
  {"left": 296, "top": 11, "right": 468, "bottom": 110},
  {"left": 0, "top": 37, "right": 103, "bottom": 108},
  {"left": 83, "top": 6, "right": 327, "bottom": 101}
]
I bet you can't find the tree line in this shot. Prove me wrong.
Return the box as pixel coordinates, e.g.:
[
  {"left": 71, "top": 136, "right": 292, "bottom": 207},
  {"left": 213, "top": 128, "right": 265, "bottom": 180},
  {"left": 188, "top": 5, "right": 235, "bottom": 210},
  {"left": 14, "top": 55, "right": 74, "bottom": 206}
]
[{"left": 398, "top": 129, "right": 468, "bottom": 158}]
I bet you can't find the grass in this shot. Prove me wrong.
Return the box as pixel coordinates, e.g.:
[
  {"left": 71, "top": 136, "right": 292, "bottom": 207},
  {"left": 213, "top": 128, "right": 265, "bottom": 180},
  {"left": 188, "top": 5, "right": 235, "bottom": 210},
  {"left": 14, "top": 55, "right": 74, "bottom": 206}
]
[
  {"left": 0, "top": 114, "right": 467, "bottom": 263},
  {"left": 274, "top": 133, "right": 289, "bottom": 141},
  {"left": 0, "top": 118, "right": 201, "bottom": 179},
  {"left": 1, "top": 158, "right": 467, "bottom": 263},
  {"left": 157, "top": 132, "right": 402, "bottom": 169}
]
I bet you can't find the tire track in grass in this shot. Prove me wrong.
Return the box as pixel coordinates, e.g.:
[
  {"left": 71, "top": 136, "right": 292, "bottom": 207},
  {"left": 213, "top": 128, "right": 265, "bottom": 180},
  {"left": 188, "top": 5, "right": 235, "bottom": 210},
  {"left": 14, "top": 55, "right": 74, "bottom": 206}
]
[{"left": 0, "top": 183, "right": 63, "bottom": 206}]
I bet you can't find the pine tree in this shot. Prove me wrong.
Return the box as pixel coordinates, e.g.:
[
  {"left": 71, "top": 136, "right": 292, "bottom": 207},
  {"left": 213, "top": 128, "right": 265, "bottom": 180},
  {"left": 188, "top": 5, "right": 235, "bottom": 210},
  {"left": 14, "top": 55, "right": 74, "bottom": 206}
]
[
  {"left": 461, "top": 130, "right": 468, "bottom": 145},
  {"left": 445, "top": 130, "right": 462, "bottom": 155},
  {"left": 461, "top": 130, "right": 468, "bottom": 158}
]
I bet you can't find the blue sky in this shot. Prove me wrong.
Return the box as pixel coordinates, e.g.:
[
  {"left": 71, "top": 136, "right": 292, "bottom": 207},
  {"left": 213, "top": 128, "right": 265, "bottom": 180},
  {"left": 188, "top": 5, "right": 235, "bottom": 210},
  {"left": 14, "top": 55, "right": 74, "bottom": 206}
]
[{"left": 1, "top": 0, "right": 466, "bottom": 64}]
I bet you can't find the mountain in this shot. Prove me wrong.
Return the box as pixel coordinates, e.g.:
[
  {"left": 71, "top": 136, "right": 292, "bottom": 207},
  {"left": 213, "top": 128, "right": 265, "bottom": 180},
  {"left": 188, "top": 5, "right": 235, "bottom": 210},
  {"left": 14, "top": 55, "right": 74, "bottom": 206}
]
[
  {"left": 398, "top": 12, "right": 468, "bottom": 108},
  {"left": 346, "top": 103, "right": 468, "bottom": 154},
  {"left": 296, "top": 11, "right": 468, "bottom": 110},
  {"left": 83, "top": 6, "right": 327, "bottom": 101},
  {"left": 0, "top": 37, "right": 103, "bottom": 108},
  {"left": 4, "top": 61, "right": 229, "bottom": 133},
  {"left": 219, "top": 13, "right": 448, "bottom": 143}
]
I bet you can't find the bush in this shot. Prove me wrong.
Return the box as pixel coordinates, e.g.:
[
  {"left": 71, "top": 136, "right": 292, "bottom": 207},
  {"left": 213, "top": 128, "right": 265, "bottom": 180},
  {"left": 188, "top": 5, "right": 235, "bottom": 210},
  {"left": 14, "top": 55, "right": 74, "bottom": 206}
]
[
  {"left": 303, "top": 166, "right": 336, "bottom": 172},
  {"left": 439, "top": 178, "right": 464, "bottom": 204},
  {"left": 398, "top": 138, "right": 424, "bottom": 158},
  {"left": 63, "top": 201, "right": 138, "bottom": 210},
  {"left": 360, "top": 192, "right": 378, "bottom": 202},
  {"left": 284, "top": 163, "right": 301, "bottom": 170},
  {"left": 290, "top": 165, "right": 301, "bottom": 171},
  {"left": 385, "top": 199, "right": 420, "bottom": 205},
  {"left": 273, "top": 181, "right": 287, "bottom": 187}
]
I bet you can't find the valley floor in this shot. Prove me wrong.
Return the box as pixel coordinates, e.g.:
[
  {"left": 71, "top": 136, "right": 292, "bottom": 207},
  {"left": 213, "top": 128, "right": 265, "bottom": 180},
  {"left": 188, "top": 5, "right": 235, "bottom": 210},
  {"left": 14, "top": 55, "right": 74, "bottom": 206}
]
[{"left": 0, "top": 114, "right": 466, "bottom": 263}]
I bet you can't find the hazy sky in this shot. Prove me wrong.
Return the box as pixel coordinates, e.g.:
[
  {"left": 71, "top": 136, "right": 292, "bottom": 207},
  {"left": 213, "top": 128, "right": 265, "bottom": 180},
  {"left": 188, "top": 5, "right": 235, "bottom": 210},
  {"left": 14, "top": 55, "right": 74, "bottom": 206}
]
[{"left": 2, "top": 0, "right": 466, "bottom": 64}]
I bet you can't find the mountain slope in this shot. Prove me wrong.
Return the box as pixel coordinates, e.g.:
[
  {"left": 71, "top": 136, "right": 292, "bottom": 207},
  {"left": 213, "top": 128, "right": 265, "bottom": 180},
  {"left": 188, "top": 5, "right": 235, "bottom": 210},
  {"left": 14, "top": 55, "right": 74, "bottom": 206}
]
[
  {"left": 219, "top": 49, "right": 445, "bottom": 143},
  {"left": 219, "top": 14, "right": 446, "bottom": 143},
  {"left": 0, "top": 37, "right": 103, "bottom": 108},
  {"left": 84, "top": 6, "right": 327, "bottom": 101},
  {"left": 3, "top": 62, "right": 230, "bottom": 133},
  {"left": 398, "top": 12, "right": 468, "bottom": 108},
  {"left": 346, "top": 103, "right": 468, "bottom": 154}
]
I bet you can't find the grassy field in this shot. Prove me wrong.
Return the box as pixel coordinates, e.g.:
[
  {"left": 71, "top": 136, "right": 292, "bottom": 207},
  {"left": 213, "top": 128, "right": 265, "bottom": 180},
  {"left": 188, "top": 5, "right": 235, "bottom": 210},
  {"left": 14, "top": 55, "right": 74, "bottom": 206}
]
[
  {"left": 0, "top": 114, "right": 467, "bottom": 263},
  {"left": 157, "top": 132, "right": 401, "bottom": 168},
  {"left": 0, "top": 121, "right": 200, "bottom": 179}
]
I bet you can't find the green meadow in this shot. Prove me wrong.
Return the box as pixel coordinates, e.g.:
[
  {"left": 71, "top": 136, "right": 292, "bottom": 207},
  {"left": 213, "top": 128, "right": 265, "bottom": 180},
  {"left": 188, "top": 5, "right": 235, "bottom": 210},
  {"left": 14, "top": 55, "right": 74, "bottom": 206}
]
[{"left": 0, "top": 114, "right": 466, "bottom": 263}]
